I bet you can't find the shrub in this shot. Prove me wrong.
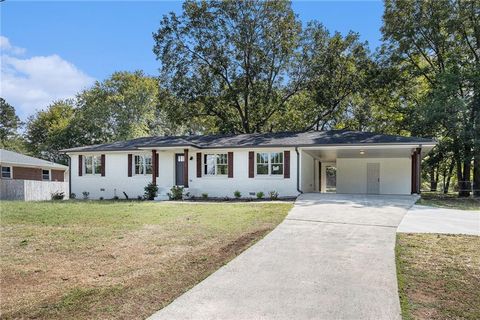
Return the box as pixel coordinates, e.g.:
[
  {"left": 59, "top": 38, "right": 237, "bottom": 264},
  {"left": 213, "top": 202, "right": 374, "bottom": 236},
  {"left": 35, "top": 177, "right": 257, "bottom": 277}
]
[
  {"left": 99, "top": 196, "right": 104, "bottom": 201},
  {"left": 51, "top": 191, "right": 65, "bottom": 200},
  {"left": 269, "top": 190, "right": 279, "bottom": 200},
  {"left": 256, "top": 191, "right": 264, "bottom": 199},
  {"left": 168, "top": 185, "right": 184, "bottom": 200},
  {"left": 112, "top": 196, "right": 119, "bottom": 200},
  {"left": 70, "top": 193, "right": 76, "bottom": 199},
  {"left": 137, "top": 195, "right": 143, "bottom": 201},
  {"left": 82, "top": 191, "right": 90, "bottom": 200},
  {"left": 201, "top": 193, "right": 208, "bottom": 199},
  {"left": 234, "top": 190, "right": 241, "bottom": 199},
  {"left": 144, "top": 182, "right": 159, "bottom": 200}
]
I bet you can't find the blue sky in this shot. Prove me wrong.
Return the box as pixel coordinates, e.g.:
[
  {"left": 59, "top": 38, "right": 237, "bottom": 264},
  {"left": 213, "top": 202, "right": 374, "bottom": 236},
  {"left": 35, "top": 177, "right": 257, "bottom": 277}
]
[{"left": 0, "top": 1, "right": 384, "bottom": 119}]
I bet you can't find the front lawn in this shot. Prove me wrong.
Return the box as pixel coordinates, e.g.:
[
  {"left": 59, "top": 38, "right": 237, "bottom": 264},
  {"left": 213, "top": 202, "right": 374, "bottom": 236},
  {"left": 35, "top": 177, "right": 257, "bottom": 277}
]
[
  {"left": 396, "top": 234, "right": 480, "bottom": 320},
  {"left": 0, "top": 200, "right": 292, "bottom": 319},
  {"left": 417, "top": 193, "right": 480, "bottom": 210}
]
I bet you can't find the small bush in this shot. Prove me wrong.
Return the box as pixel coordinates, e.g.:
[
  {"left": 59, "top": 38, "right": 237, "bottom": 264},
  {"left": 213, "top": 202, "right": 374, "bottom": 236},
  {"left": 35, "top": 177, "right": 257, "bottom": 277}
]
[
  {"left": 137, "top": 195, "right": 143, "bottom": 201},
  {"left": 269, "top": 190, "right": 279, "bottom": 200},
  {"left": 112, "top": 196, "right": 119, "bottom": 200},
  {"left": 144, "top": 182, "right": 159, "bottom": 200},
  {"left": 256, "top": 191, "right": 264, "bottom": 199},
  {"left": 201, "top": 193, "right": 208, "bottom": 199},
  {"left": 99, "top": 196, "right": 104, "bottom": 201},
  {"left": 51, "top": 191, "right": 65, "bottom": 200},
  {"left": 70, "top": 193, "right": 76, "bottom": 199},
  {"left": 234, "top": 190, "right": 241, "bottom": 199},
  {"left": 82, "top": 191, "right": 89, "bottom": 200},
  {"left": 168, "top": 185, "right": 184, "bottom": 200}
]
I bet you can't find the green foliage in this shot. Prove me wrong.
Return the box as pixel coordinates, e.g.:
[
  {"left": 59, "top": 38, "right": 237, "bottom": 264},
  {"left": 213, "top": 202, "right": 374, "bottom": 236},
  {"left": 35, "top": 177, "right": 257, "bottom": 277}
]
[
  {"left": 51, "top": 191, "right": 65, "bottom": 200},
  {"left": 0, "top": 98, "right": 26, "bottom": 153},
  {"left": 144, "top": 183, "right": 159, "bottom": 200},
  {"left": 269, "top": 191, "right": 279, "bottom": 200},
  {"left": 168, "top": 186, "right": 184, "bottom": 200},
  {"left": 25, "top": 100, "right": 75, "bottom": 164},
  {"left": 233, "top": 190, "right": 241, "bottom": 199},
  {"left": 201, "top": 193, "right": 208, "bottom": 199},
  {"left": 256, "top": 191, "right": 264, "bottom": 199},
  {"left": 70, "top": 193, "right": 76, "bottom": 199},
  {"left": 82, "top": 191, "right": 90, "bottom": 200}
]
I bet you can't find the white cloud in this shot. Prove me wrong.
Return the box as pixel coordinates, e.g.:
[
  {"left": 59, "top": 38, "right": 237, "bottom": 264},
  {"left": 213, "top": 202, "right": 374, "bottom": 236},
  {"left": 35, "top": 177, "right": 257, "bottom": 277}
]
[
  {"left": 0, "top": 37, "right": 95, "bottom": 119},
  {"left": 0, "top": 36, "right": 26, "bottom": 55}
]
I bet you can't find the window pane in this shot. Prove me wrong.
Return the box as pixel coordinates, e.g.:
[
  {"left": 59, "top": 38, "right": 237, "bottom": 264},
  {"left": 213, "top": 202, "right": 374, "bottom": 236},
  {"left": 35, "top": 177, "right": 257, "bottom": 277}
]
[
  {"left": 257, "top": 164, "right": 268, "bottom": 175},
  {"left": 271, "top": 164, "right": 283, "bottom": 175},
  {"left": 217, "top": 154, "right": 227, "bottom": 165},
  {"left": 205, "top": 155, "right": 216, "bottom": 175},
  {"left": 145, "top": 156, "right": 153, "bottom": 174},
  {"left": 217, "top": 164, "right": 228, "bottom": 175},
  {"left": 85, "top": 156, "right": 93, "bottom": 174},
  {"left": 257, "top": 153, "right": 268, "bottom": 164},
  {"left": 94, "top": 156, "right": 101, "bottom": 174},
  {"left": 135, "top": 155, "right": 144, "bottom": 174},
  {"left": 1, "top": 167, "right": 11, "bottom": 178},
  {"left": 271, "top": 152, "right": 283, "bottom": 164},
  {"left": 42, "top": 170, "right": 50, "bottom": 180}
]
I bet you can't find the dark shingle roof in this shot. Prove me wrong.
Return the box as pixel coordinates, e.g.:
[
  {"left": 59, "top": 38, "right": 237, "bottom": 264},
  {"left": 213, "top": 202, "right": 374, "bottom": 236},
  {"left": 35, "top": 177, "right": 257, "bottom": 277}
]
[
  {"left": 61, "top": 130, "right": 436, "bottom": 153},
  {"left": 0, "top": 149, "right": 68, "bottom": 169}
]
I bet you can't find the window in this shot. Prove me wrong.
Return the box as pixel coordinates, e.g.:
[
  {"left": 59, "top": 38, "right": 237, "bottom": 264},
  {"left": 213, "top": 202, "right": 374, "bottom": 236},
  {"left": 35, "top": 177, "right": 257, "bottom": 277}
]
[
  {"left": 256, "top": 152, "right": 283, "bottom": 175},
  {"left": 134, "top": 155, "right": 152, "bottom": 175},
  {"left": 204, "top": 154, "right": 228, "bottom": 175},
  {"left": 1, "top": 166, "right": 12, "bottom": 179},
  {"left": 84, "top": 155, "right": 101, "bottom": 175},
  {"left": 42, "top": 169, "right": 50, "bottom": 181}
]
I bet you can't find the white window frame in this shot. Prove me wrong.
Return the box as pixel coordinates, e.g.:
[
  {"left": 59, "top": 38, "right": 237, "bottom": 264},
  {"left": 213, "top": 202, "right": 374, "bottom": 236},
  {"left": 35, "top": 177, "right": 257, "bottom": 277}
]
[
  {"left": 84, "top": 155, "right": 101, "bottom": 175},
  {"left": 133, "top": 154, "right": 153, "bottom": 176},
  {"left": 204, "top": 153, "right": 228, "bottom": 176},
  {"left": 42, "top": 169, "right": 50, "bottom": 181},
  {"left": 1, "top": 166, "right": 12, "bottom": 179},
  {"left": 256, "top": 152, "right": 284, "bottom": 176}
]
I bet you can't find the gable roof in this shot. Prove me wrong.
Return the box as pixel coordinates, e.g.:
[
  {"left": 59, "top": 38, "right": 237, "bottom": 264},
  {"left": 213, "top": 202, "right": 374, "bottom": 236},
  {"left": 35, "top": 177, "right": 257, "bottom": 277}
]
[
  {"left": 61, "top": 130, "right": 436, "bottom": 153},
  {"left": 0, "top": 149, "right": 68, "bottom": 170}
]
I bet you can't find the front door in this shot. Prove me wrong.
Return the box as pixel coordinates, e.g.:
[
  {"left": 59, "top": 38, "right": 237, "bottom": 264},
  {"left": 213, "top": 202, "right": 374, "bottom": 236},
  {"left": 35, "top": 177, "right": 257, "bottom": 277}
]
[
  {"left": 175, "top": 154, "right": 185, "bottom": 186},
  {"left": 367, "top": 163, "right": 380, "bottom": 194}
]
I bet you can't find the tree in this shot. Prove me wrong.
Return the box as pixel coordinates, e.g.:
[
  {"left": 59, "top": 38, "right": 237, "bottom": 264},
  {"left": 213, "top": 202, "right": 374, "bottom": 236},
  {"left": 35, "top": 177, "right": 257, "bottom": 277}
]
[
  {"left": 73, "top": 71, "right": 178, "bottom": 145},
  {"left": 382, "top": 0, "right": 479, "bottom": 197},
  {"left": 25, "top": 100, "right": 76, "bottom": 164},
  {"left": 153, "top": 0, "right": 305, "bottom": 133},
  {"left": 0, "top": 98, "right": 26, "bottom": 152}
]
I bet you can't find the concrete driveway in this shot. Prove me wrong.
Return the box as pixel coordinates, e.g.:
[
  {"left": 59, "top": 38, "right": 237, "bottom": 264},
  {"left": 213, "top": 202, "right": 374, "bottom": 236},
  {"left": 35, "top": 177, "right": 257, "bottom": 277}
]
[
  {"left": 398, "top": 205, "right": 480, "bottom": 235},
  {"left": 149, "top": 193, "right": 417, "bottom": 320}
]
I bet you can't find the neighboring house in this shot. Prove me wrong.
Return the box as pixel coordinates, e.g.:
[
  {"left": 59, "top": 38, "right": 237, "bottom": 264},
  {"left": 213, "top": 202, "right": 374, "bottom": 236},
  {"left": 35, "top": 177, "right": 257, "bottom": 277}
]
[
  {"left": 0, "top": 149, "right": 69, "bottom": 201},
  {"left": 62, "top": 130, "right": 436, "bottom": 200}
]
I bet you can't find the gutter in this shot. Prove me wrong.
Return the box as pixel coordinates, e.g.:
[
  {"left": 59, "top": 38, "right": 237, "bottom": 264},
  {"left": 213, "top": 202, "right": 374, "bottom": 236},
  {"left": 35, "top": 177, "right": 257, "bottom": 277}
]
[{"left": 295, "top": 147, "right": 303, "bottom": 194}]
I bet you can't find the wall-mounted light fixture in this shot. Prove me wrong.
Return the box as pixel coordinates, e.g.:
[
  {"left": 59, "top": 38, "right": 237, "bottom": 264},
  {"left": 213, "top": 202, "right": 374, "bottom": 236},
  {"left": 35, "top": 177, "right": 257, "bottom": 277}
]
[{"left": 359, "top": 150, "right": 365, "bottom": 155}]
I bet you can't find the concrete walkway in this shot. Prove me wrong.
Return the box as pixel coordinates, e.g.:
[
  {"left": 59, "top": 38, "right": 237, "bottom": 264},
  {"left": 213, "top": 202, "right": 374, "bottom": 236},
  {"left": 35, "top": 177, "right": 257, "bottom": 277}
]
[
  {"left": 149, "top": 193, "right": 417, "bottom": 320},
  {"left": 398, "top": 205, "right": 480, "bottom": 235}
]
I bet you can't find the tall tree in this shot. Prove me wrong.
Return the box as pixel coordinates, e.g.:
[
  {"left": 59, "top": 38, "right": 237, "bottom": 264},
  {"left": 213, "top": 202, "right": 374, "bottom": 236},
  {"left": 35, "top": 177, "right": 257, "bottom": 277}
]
[
  {"left": 0, "top": 97, "right": 26, "bottom": 152},
  {"left": 153, "top": 0, "right": 305, "bottom": 133},
  {"left": 25, "top": 100, "right": 76, "bottom": 164},
  {"left": 382, "top": 0, "right": 479, "bottom": 196},
  {"left": 73, "top": 71, "right": 177, "bottom": 145}
]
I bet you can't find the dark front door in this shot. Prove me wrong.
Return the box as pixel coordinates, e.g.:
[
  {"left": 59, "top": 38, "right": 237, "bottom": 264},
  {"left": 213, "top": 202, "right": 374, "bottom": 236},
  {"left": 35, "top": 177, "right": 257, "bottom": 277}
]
[{"left": 175, "top": 154, "right": 185, "bottom": 186}]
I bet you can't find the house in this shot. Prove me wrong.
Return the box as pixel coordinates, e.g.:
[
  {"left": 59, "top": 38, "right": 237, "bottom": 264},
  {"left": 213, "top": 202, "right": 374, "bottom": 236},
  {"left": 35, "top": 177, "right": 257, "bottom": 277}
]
[
  {"left": 0, "top": 149, "right": 69, "bottom": 200},
  {"left": 61, "top": 130, "right": 436, "bottom": 200}
]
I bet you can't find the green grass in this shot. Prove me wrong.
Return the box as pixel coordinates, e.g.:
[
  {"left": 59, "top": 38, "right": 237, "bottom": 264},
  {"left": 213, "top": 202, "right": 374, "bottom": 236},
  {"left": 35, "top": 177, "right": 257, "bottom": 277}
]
[
  {"left": 417, "top": 193, "right": 480, "bottom": 210},
  {"left": 0, "top": 200, "right": 292, "bottom": 319},
  {"left": 396, "top": 234, "right": 480, "bottom": 320}
]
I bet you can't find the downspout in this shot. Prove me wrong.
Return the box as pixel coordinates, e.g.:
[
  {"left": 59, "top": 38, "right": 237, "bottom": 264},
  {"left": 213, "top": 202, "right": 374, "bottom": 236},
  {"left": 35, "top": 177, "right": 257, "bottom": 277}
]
[
  {"left": 295, "top": 147, "right": 303, "bottom": 194},
  {"left": 68, "top": 155, "right": 71, "bottom": 199}
]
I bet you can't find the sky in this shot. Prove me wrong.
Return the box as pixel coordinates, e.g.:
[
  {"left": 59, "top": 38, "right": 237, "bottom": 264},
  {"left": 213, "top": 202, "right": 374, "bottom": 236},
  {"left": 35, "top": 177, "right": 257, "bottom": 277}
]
[{"left": 0, "top": 1, "right": 384, "bottom": 120}]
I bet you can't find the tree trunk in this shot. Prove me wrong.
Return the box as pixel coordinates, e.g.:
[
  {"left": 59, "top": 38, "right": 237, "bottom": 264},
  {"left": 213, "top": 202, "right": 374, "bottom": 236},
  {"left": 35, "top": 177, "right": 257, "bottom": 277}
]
[
  {"left": 474, "top": 156, "right": 480, "bottom": 197},
  {"left": 430, "top": 166, "right": 438, "bottom": 191},
  {"left": 457, "top": 158, "right": 471, "bottom": 197},
  {"left": 444, "top": 159, "right": 455, "bottom": 194}
]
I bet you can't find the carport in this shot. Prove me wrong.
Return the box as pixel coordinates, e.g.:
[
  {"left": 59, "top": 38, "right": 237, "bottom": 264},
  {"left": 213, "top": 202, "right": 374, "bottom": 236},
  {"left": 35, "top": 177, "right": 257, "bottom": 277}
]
[{"left": 298, "top": 143, "right": 434, "bottom": 195}]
